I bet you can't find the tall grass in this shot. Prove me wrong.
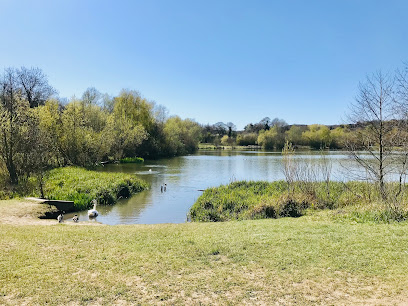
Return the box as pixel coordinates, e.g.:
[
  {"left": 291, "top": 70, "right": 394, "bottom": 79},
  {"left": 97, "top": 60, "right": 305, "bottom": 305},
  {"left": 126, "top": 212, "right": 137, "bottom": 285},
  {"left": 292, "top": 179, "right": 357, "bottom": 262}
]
[
  {"left": 43, "top": 167, "right": 148, "bottom": 211},
  {"left": 189, "top": 180, "right": 408, "bottom": 222},
  {"left": 119, "top": 157, "right": 144, "bottom": 163}
]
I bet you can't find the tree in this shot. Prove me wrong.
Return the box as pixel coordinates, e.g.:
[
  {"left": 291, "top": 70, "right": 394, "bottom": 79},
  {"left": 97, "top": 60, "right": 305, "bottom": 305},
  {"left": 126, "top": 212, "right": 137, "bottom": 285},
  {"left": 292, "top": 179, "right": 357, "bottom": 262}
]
[
  {"left": 163, "top": 116, "right": 202, "bottom": 155},
  {"left": 257, "top": 128, "right": 278, "bottom": 150},
  {"left": 260, "top": 117, "right": 271, "bottom": 130},
  {"left": 236, "top": 133, "right": 257, "bottom": 146},
  {"left": 285, "top": 125, "right": 304, "bottom": 145},
  {"left": 271, "top": 117, "right": 287, "bottom": 129},
  {"left": 0, "top": 69, "right": 30, "bottom": 184},
  {"left": 345, "top": 71, "right": 402, "bottom": 200},
  {"left": 226, "top": 122, "right": 236, "bottom": 138},
  {"left": 16, "top": 67, "right": 56, "bottom": 108},
  {"left": 302, "top": 124, "right": 331, "bottom": 149}
]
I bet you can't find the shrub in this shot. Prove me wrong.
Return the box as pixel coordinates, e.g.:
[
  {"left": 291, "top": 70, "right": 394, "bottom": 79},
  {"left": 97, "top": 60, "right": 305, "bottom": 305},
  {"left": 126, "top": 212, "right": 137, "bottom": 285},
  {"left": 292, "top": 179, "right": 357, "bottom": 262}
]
[
  {"left": 43, "top": 167, "right": 148, "bottom": 211},
  {"left": 119, "top": 157, "right": 144, "bottom": 163}
]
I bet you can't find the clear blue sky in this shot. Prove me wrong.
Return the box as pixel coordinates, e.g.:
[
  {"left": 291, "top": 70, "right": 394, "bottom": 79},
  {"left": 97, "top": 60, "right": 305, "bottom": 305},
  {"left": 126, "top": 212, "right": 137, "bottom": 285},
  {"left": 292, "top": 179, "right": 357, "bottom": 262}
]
[{"left": 1, "top": 0, "right": 407, "bottom": 129}]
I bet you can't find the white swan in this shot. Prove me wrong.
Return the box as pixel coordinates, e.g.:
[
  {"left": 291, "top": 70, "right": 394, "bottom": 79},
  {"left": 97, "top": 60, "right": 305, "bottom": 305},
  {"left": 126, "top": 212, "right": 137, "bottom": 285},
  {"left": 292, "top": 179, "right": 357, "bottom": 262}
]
[{"left": 88, "top": 199, "right": 99, "bottom": 218}]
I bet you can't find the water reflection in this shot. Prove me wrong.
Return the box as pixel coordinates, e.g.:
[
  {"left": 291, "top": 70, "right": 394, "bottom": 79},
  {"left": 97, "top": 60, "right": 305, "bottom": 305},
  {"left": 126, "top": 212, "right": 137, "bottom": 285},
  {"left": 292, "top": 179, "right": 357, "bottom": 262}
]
[{"left": 64, "top": 150, "right": 362, "bottom": 225}]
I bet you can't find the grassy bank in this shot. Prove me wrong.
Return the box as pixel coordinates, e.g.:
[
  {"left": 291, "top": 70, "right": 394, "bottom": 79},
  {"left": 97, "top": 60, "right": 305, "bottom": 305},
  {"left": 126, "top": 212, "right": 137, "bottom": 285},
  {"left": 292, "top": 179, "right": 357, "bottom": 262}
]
[
  {"left": 43, "top": 167, "right": 148, "bottom": 211},
  {"left": 189, "top": 180, "right": 408, "bottom": 222},
  {"left": 198, "top": 143, "right": 260, "bottom": 150},
  {"left": 0, "top": 205, "right": 408, "bottom": 304}
]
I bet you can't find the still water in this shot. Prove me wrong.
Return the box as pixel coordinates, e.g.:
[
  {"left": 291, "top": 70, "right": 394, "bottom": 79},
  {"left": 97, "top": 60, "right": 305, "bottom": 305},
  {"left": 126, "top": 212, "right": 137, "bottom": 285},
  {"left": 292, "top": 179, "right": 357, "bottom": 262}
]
[{"left": 65, "top": 150, "right": 356, "bottom": 225}]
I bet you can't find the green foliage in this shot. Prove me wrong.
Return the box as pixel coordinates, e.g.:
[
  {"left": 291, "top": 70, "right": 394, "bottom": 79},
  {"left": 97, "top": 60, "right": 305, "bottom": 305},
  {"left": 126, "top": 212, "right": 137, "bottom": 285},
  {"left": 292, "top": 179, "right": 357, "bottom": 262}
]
[
  {"left": 119, "top": 157, "right": 144, "bottom": 163},
  {"left": 285, "top": 126, "right": 305, "bottom": 145},
  {"left": 189, "top": 180, "right": 408, "bottom": 222},
  {"left": 301, "top": 124, "right": 331, "bottom": 149},
  {"left": 43, "top": 167, "right": 148, "bottom": 210},
  {"left": 163, "top": 116, "right": 202, "bottom": 156},
  {"left": 236, "top": 133, "right": 257, "bottom": 146},
  {"left": 257, "top": 128, "right": 277, "bottom": 150}
]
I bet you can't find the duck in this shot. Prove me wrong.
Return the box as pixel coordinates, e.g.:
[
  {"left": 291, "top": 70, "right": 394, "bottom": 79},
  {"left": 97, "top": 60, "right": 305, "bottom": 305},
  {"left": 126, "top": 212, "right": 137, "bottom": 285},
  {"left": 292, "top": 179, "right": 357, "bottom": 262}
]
[
  {"left": 72, "top": 214, "right": 79, "bottom": 222},
  {"left": 57, "top": 211, "right": 64, "bottom": 223},
  {"left": 88, "top": 199, "right": 99, "bottom": 218}
]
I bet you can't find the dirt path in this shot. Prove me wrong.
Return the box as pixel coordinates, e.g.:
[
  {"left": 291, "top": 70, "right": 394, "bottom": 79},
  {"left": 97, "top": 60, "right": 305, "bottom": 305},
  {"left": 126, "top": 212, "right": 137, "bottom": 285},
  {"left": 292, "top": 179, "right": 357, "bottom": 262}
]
[
  {"left": 0, "top": 199, "right": 103, "bottom": 226},
  {"left": 0, "top": 199, "right": 56, "bottom": 225}
]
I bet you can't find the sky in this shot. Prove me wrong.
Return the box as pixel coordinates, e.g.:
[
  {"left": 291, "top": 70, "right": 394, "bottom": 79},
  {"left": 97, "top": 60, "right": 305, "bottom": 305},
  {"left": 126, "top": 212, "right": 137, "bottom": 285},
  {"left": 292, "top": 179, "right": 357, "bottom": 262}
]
[{"left": 0, "top": 0, "right": 407, "bottom": 129}]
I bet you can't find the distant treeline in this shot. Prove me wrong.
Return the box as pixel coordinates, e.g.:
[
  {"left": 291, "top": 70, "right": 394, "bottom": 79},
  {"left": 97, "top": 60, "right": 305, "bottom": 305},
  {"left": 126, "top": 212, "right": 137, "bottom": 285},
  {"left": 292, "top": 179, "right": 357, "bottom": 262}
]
[
  {"left": 0, "top": 67, "right": 201, "bottom": 185},
  {"left": 201, "top": 117, "right": 367, "bottom": 150}
]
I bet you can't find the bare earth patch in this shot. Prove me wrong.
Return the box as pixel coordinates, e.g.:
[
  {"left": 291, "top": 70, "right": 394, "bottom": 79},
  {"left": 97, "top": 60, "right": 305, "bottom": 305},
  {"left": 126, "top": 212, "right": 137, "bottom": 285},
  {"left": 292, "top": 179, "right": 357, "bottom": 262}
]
[
  {"left": 0, "top": 199, "right": 55, "bottom": 225},
  {"left": 0, "top": 199, "right": 102, "bottom": 226}
]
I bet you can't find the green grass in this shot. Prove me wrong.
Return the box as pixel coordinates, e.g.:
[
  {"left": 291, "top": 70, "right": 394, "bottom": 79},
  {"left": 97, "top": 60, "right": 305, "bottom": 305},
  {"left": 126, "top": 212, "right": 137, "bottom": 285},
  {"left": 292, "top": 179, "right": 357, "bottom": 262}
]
[
  {"left": 189, "top": 180, "right": 408, "bottom": 222},
  {"left": 119, "top": 157, "right": 144, "bottom": 164},
  {"left": 43, "top": 167, "right": 148, "bottom": 211},
  {"left": 0, "top": 212, "right": 408, "bottom": 304},
  {"left": 198, "top": 143, "right": 258, "bottom": 150}
]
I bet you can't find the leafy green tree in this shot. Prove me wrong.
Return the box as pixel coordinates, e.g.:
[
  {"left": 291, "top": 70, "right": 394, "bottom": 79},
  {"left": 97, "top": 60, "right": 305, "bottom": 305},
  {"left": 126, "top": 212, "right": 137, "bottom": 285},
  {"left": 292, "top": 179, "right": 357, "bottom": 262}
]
[
  {"left": 163, "top": 116, "right": 201, "bottom": 155},
  {"left": 302, "top": 124, "right": 331, "bottom": 149},
  {"left": 285, "top": 126, "right": 304, "bottom": 145},
  {"left": 236, "top": 133, "right": 257, "bottom": 146},
  {"left": 221, "top": 135, "right": 235, "bottom": 146},
  {"left": 104, "top": 114, "right": 147, "bottom": 160},
  {"left": 257, "top": 128, "right": 278, "bottom": 150},
  {"left": 58, "top": 99, "right": 110, "bottom": 166},
  {"left": 330, "top": 127, "right": 348, "bottom": 149}
]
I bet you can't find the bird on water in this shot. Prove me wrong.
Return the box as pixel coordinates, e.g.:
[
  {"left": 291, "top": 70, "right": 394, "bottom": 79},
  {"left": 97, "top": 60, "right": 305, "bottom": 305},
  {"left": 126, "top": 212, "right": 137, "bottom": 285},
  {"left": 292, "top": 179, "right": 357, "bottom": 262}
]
[
  {"left": 88, "top": 199, "right": 99, "bottom": 218},
  {"left": 73, "top": 214, "right": 79, "bottom": 222}
]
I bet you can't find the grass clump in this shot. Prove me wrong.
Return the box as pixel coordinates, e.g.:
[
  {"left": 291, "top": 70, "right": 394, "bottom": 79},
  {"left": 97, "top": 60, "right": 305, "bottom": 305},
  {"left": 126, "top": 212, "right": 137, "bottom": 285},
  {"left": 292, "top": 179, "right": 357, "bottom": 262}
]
[
  {"left": 119, "top": 157, "right": 144, "bottom": 164},
  {"left": 43, "top": 167, "right": 148, "bottom": 210},
  {"left": 189, "top": 180, "right": 408, "bottom": 222}
]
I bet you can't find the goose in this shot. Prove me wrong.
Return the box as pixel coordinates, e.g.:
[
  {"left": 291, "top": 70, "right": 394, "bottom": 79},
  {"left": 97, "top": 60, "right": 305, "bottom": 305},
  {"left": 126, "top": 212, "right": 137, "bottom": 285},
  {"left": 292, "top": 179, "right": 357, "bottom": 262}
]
[
  {"left": 72, "top": 214, "right": 79, "bottom": 222},
  {"left": 57, "top": 211, "right": 64, "bottom": 223},
  {"left": 88, "top": 199, "right": 99, "bottom": 218}
]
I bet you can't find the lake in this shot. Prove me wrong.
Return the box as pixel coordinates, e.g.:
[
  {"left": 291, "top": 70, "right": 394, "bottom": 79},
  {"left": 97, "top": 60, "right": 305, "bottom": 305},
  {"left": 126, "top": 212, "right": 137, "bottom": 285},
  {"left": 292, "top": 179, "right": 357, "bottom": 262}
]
[{"left": 65, "top": 150, "right": 359, "bottom": 225}]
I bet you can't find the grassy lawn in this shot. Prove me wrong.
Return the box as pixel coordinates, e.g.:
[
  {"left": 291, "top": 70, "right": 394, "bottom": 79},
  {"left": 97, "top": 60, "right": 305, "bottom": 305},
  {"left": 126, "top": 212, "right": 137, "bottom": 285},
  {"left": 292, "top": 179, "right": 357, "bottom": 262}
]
[{"left": 1, "top": 200, "right": 408, "bottom": 305}]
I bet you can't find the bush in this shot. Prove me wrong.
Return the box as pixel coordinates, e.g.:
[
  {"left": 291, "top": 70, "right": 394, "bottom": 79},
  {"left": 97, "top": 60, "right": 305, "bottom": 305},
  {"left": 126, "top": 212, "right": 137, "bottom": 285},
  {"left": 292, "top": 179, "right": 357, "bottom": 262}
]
[
  {"left": 275, "top": 194, "right": 311, "bottom": 217},
  {"left": 43, "top": 167, "right": 148, "bottom": 211},
  {"left": 190, "top": 180, "right": 408, "bottom": 222},
  {"left": 119, "top": 157, "right": 144, "bottom": 164}
]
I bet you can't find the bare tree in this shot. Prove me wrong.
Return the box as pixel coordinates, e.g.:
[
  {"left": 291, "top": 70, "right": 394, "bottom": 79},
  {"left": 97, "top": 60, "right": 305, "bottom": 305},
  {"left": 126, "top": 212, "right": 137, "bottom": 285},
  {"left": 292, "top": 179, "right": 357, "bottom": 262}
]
[
  {"left": 17, "top": 67, "right": 56, "bottom": 108},
  {"left": 345, "top": 71, "right": 402, "bottom": 200},
  {"left": 82, "top": 87, "right": 101, "bottom": 106},
  {"left": 226, "top": 122, "right": 236, "bottom": 138}
]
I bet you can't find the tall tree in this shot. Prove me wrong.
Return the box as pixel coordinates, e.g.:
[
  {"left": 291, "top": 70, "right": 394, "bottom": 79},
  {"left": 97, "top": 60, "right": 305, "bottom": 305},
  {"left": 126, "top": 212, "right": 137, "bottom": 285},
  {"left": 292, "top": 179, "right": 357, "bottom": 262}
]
[
  {"left": 0, "top": 69, "right": 32, "bottom": 184},
  {"left": 346, "top": 71, "right": 402, "bottom": 199},
  {"left": 16, "top": 67, "right": 56, "bottom": 108}
]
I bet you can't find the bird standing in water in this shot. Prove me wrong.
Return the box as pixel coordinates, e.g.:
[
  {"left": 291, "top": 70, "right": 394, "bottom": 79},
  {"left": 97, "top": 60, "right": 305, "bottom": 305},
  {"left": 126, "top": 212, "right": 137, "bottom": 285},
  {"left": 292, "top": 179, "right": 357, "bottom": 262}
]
[{"left": 88, "top": 199, "right": 99, "bottom": 218}]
